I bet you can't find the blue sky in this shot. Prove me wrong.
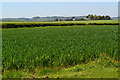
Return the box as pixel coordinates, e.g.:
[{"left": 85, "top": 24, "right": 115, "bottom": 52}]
[
  {"left": 1, "top": 0, "right": 119, "bottom": 2},
  {"left": 1, "top": 2, "right": 118, "bottom": 18}
]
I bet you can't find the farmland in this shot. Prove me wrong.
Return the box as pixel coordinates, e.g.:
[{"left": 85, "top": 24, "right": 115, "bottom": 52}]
[
  {"left": 1, "top": 20, "right": 119, "bottom": 28},
  {"left": 2, "top": 24, "right": 118, "bottom": 78}
]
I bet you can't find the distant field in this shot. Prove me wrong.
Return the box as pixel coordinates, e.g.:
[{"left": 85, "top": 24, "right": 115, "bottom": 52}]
[
  {"left": 0, "top": 20, "right": 118, "bottom": 23},
  {"left": 1, "top": 20, "right": 119, "bottom": 28}
]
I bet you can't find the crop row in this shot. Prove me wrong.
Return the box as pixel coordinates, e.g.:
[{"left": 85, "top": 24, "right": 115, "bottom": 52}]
[{"left": 2, "top": 25, "right": 118, "bottom": 70}]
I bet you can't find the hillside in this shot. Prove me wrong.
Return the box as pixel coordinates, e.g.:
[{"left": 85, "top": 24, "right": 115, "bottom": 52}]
[{"left": 1, "top": 16, "right": 86, "bottom": 22}]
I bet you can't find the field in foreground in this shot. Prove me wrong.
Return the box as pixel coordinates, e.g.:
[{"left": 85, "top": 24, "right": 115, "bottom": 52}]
[
  {"left": 3, "top": 56, "right": 119, "bottom": 78},
  {"left": 2, "top": 25, "right": 118, "bottom": 78}
]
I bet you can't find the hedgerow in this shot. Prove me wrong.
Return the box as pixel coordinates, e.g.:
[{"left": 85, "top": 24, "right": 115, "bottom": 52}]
[{"left": 1, "top": 21, "right": 119, "bottom": 28}]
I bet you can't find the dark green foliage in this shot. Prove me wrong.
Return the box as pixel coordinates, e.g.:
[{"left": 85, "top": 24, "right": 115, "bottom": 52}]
[
  {"left": 88, "top": 23, "right": 119, "bottom": 25},
  {"left": 86, "top": 14, "right": 111, "bottom": 20},
  {"left": 80, "top": 18, "right": 85, "bottom": 20},
  {"left": 55, "top": 18, "right": 58, "bottom": 21},
  {"left": 1, "top": 22, "right": 86, "bottom": 28},
  {"left": 1, "top": 21, "right": 118, "bottom": 28}
]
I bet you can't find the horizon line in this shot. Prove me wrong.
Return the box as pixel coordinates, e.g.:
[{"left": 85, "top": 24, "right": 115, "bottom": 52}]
[{"left": 1, "top": 14, "right": 117, "bottom": 18}]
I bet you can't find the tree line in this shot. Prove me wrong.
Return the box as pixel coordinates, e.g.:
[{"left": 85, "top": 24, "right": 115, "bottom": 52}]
[
  {"left": 86, "top": 14, "right": 111, "bottom": 20},
  {"left": 54, "top": 14, "right": 111, "bottom": 21}
]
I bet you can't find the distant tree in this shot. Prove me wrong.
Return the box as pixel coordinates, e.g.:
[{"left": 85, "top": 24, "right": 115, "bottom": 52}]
[
  {"left": 32, "top": 16, "right": 40, "bottom": 21},
  {"left": 97, "top": 16, "right": 102, "bottom": 20},
  {"left": 86, "top": 14, "right": 94, "bottom": 19},
  {"left": 55, "top": 18, "right": 58, "bottom": 21},
  {"left": 80, "top": 18, "right": 85, "bottom": 20},
  {"left": 86, "top": 14, "right": 111, "bottom": 20},
  {"left": 101, "top": 16, "right": 105, "bottom": 20},
  {"left": 86, "top": 14, "right": 91, "bottom": 18},
  {"left": 93, "top": 15, "right": 97, "bottom": 20},
  {"left": 89, "top": 14, "right": 94, "bottom": 19},
  {"left": 32, "top": 16, "right": 40, "bottom": 19},
  {"left": 105, "top": 16, "right": 111, "bottom": 20}
]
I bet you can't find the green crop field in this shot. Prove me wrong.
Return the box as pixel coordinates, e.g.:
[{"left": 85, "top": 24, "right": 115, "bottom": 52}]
[{"left": 2, "top": 25, "right": 118, "bottom": 78}]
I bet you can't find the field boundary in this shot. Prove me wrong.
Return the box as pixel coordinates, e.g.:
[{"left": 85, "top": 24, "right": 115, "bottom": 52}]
[{"left": 1, "top": 22, "right": 119, "bottom": 28}]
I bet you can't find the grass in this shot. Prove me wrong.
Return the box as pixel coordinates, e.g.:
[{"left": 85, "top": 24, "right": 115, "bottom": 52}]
[
  {"left": 3, "top": 55, "right": 118, "bottom": 78},
  {"left": 2, "top": 25, "right": 118, "bottom": 78}
]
